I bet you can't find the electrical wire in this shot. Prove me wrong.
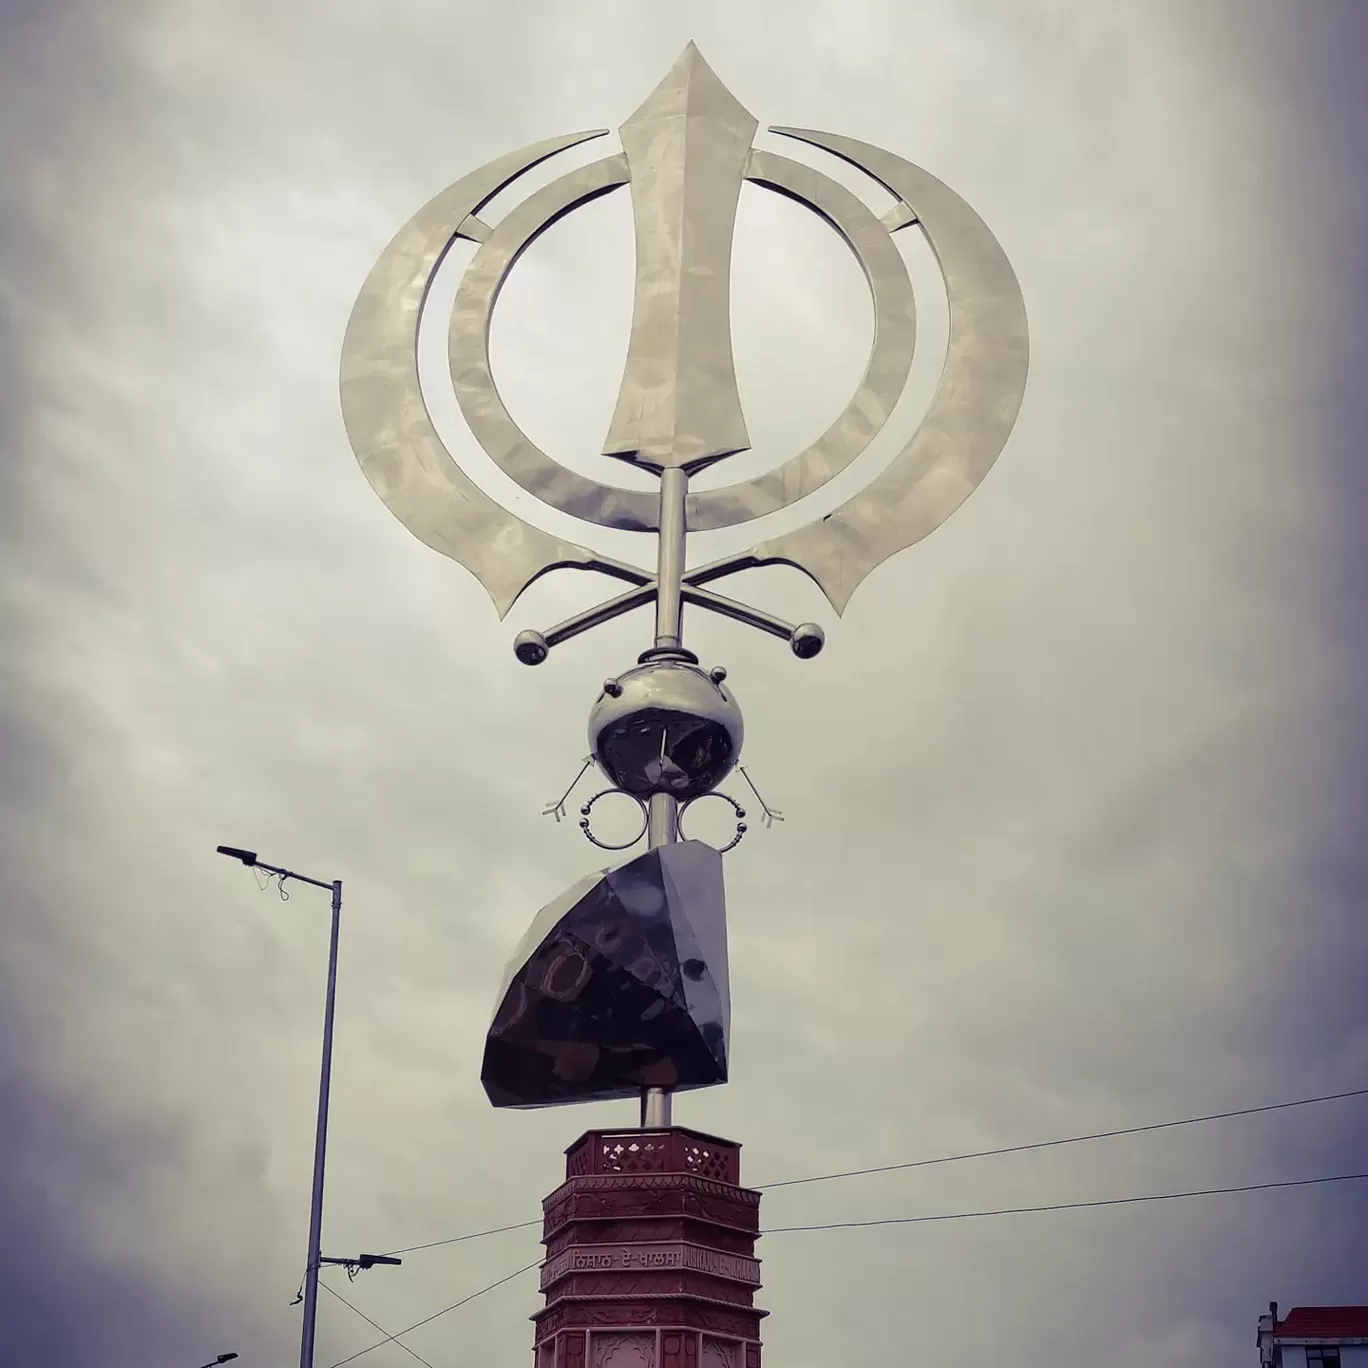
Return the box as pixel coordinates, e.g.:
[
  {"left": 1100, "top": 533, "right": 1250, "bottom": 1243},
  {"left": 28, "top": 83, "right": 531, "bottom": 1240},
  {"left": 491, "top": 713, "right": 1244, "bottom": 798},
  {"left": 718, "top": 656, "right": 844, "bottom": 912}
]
[
  {"left": 332, "top": 1168, "right": 1368, "bottom": 1365},
  {"left": 764, "top": 1170, "right": 1368, "bottom": 1233},
  {"left": 755, "top": 1083, "right": 1368, "bottom": 1190},
  {"left": 384, "top": 1218, "right": 540, "bottom": 1258},
  {"left": 379, "top": 1082, "right": 1368, "bottom": 1256},
  {"left": 319, "top": 1280, "right": 437, "bottom": 1368},
  {"left": 325, "top": 1259, "right": 542, "bottom": 1368}
]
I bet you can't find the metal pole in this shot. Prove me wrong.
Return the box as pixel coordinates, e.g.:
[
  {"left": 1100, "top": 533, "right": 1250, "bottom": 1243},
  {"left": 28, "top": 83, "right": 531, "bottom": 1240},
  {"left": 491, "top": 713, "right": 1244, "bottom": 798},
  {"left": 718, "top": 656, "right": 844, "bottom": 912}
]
[
  {"left": 641, "top": 465, "right": 687, "bottom": 1130},
  {"left": 653, "top": 466, "right": 688, "bottom": 651},
  {"left": 642, "top": 1084, "right": 672, "bottom": 1127},
  {"left": 299, "top": 879, "right": 343, "bottom": 1368},
  {"left": 647, "top": 463, "right": 685, "bottom": 852}
]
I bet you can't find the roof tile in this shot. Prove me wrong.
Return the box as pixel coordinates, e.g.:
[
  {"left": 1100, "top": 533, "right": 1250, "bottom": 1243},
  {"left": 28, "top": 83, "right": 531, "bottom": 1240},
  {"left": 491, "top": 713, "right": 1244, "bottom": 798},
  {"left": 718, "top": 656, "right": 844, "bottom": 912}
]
[{"left": 1277, "top": 1307, "right": 1368, "bottom": 1340}]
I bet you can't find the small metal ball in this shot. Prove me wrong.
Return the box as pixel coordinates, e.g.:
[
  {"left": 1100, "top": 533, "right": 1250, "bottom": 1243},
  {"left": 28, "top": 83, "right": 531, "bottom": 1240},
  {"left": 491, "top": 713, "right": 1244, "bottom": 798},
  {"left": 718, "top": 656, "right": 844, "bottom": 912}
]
[
  {"left": 514, "top": 629, "right": 549, "bottom": 666},
  {"left": 790, "top": 622, "right": 825, "bottom": 659},
  {"left": 709, "top": 666, "right": 728, "bottom": 684},
  {"left": 736, "top": 808, "right": 746, "bottom": 819},
  {"left": 580, "top": 804, "right": 591, "bottom": 815},
  {"left": 603, "top": 678, "right": 624, "bottom": 698},
  {"left": 737, "top": 823, "right": 748, "bottom": 834},
  {"left": 579, "top": 818, "right": 590, "bottom": 828}
]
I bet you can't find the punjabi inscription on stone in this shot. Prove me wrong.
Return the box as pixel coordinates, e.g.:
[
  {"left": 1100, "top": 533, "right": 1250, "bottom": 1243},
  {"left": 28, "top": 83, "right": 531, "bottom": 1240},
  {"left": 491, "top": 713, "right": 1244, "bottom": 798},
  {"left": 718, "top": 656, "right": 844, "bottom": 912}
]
[{"left": 540, "top": 1241, "right": 761, "bottom": 1290}]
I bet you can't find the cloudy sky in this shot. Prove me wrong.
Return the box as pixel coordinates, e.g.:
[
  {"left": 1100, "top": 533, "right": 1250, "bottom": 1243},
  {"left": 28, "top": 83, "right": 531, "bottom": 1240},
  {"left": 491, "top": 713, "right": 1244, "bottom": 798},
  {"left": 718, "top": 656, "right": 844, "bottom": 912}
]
[{"left": 2, "top": 1, "right": 1366, "bottom": 1365}]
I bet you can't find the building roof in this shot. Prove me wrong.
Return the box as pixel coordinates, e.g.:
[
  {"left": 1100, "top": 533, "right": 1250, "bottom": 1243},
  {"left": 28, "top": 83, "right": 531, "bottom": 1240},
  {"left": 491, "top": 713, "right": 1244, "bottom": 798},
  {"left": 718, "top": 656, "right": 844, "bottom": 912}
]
[{"left": 1277, "top": 1308, "right": 1368, "bottom": 1340}]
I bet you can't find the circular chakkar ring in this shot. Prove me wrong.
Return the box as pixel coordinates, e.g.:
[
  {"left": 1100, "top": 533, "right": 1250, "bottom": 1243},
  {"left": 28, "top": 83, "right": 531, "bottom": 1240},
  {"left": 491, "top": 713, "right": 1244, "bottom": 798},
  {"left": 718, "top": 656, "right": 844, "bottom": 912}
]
[
  {"left": 448, "top": 148, "right": 916, "bottom": 534},
  {"left": 578, "top": 789, "right": 650, "bottom": 851},
  {"left": 677, "top": 792, "right": 748, "bottom": 855}
]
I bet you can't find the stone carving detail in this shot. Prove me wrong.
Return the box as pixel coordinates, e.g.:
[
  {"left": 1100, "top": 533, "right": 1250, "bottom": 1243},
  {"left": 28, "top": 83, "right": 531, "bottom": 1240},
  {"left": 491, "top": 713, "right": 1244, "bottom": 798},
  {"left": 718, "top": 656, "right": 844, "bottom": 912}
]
[
  {"left": 545, "top": 1170, "right": 760, "bottom": 1210},
  {"left": 701, "top": 1338, "right": 735, "bottom": 1368},
  {"left": 562, "top": 1130, "right": 743, "bottom": 1186},
  {"left": 543, "top": 1182, "right": 760, "bottom": 1237},
  {"left": 661, "top": 1331, "right": 696, "bottom": 1368},
  {"left": 547, "top": 1277, "right": 758, "bottom": 1310},
  {"left": 541, "top": 1242, "right": 761, "bottom": 1290},
  {"left": 535, "top": 1126, "right": 765, "bottom": 1354},
  {"left": 602, "top": 1138, "right": 669, "bottom": 1173},
  {"left": 535, "top": 1301, "right": 760, "bottom": 1341},
  {"left": 557, "top": 1226, "right": 753, "bottom": 1258},
  {"left": 681, "top": 1143, "right": 732, "bottom": 1182},
  {"left": 547, "top": 1218, "right": 690, "bottom": 1254},
  {"left": 593, "top": 1332, "right": 656, "bottom": 1368}
]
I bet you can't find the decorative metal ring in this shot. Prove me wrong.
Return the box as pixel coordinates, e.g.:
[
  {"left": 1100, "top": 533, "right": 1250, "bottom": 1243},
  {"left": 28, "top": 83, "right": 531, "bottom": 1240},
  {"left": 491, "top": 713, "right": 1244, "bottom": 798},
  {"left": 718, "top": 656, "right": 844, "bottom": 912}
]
[
  {"left": 677, "top": 792, "right": 748, "bottom": 854},
  {"left": 447, "top": 150, "right": 916, "bottom": 535},
  {"left": 579, "top": 789, "right": 650, "bottom": 851}
]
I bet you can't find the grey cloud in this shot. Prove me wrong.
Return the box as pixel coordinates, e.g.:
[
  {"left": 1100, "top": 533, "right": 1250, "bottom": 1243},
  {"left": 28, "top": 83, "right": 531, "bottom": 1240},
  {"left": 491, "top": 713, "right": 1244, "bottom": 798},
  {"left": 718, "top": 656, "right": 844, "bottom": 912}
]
[{"left": 1, "top": 2, "right": 1365, "bottom": 1366}]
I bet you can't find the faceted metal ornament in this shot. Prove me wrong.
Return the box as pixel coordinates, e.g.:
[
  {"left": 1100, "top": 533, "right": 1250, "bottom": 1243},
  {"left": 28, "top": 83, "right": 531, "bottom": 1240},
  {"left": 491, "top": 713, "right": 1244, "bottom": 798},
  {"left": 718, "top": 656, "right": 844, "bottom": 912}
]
[{"left": 481, "top": 841, "right": 729, "bottom": 1109}]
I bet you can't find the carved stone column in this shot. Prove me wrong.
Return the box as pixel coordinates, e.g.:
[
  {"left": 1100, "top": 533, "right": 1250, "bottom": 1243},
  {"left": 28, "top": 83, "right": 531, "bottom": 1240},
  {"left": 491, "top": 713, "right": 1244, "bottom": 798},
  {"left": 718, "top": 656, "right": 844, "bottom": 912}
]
[{"left": 533, "top": 1127, "right": 766, "bottom": 1368}]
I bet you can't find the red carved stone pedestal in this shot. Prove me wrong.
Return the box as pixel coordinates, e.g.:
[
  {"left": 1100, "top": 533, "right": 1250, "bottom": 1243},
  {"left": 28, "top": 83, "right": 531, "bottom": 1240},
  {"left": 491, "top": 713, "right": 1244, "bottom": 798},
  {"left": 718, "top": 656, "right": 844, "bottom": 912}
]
[{"left": 534, "top": 1127, "right": 766, "bottom": 1368}]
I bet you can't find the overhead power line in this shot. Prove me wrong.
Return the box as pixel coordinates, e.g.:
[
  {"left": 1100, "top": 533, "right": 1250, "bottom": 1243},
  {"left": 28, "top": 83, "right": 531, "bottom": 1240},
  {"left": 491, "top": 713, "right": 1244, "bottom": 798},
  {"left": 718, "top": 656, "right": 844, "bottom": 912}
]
[
  {"left": 756, "top": 1084, "right": 1368, "bottom": 1190},
  {"left": 386, "top": 1219, "right": 539, "bottom": 1258},
  {"left": 326, "top": 1259, "right": 542, "bottom": 1368},
  {"left": 764, "top": 1170, "right": 1368, "bottom": 1233},
  {"left": 326, "top": 1166, "right": 1368, "bottom": 1367},
  {"left": 380, "top": 1082, "right": 1368, "bottom": 1257},
  {"left": 319, "top": 1281, "right": 437, "bottom": 1368}
]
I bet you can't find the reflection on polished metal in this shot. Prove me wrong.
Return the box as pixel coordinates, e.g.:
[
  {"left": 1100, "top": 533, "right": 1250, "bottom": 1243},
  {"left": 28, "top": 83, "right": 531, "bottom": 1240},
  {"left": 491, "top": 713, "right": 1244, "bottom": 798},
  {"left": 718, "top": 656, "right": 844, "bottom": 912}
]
[
  {"left": 677, "top": 791, "right": 748, "bottom": 854},
  {"left": 444, "top": 104, "right": 920, "bottom": 538},
  {"left": 577, "top": 789, "right": 651, "bottom": 852},
  {"left": 641, "top": 1086, "right": 673, "bottom": 1127},
  {"left": 589, "top": 660, "right": 744, "bottom": 799},
  {"left": 342, "top": 43, "right": 1029, "bottom": 1123},
  {"left": 481, "top": 841, "right": 729, "bottom": 1109},
  {"left": 604, "top": 42, "right": 756, "bottom": 473},
  {"left": 752, "top": 127, "right": 1030, "bottom": 612}
]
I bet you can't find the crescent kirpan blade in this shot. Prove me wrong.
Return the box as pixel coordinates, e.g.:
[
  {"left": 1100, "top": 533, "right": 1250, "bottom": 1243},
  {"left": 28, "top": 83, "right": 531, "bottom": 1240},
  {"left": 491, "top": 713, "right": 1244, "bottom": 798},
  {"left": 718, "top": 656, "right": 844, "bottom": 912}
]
[
  {"left": 746, "top": 127, "right": 1030, "bottom": 615},
  {"left": 340, "top": 129, "right": 636, "bottom": 619}
]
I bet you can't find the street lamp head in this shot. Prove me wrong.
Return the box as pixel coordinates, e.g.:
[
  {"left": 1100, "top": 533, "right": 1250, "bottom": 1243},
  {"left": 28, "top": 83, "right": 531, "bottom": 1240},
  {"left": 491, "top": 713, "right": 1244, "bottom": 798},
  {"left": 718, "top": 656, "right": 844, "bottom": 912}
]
[
  {"left": 357, "top": 1253, "right": 402, "bottom": 1269},
  {"left": 216, "top": 845, "right": 258, "bottom": 867},
  {"left": 215, "top": 1356, "right": 239, "bottom": 1365}
]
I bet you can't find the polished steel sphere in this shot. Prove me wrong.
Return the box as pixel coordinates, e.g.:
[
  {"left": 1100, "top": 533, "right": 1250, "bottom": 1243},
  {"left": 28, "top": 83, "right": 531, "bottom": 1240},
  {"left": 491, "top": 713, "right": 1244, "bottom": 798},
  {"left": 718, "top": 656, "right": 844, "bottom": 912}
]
[
  {"left": 513, "top": 629, "right": 549, "bottom": 666},
  {"left": 589, "top": 660, "right": 743, "bottom": 799},
  {"left": 791, "top": 622, "right": 825, "bottom": 659}
]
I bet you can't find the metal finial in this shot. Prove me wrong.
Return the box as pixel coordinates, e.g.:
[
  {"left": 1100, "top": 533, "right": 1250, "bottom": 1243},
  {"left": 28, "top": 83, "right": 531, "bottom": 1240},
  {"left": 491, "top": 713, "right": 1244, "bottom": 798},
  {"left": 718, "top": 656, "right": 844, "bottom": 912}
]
[{"left": 340, "top": 46, "right": 1029, "bottom": 1115}]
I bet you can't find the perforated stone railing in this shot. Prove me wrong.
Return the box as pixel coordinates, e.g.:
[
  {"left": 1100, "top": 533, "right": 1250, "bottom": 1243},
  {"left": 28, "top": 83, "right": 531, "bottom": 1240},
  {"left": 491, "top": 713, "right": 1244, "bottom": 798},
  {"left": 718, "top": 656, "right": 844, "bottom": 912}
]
[{"left": 564, "top": 1127, "right": 741, "bottom": 1185}]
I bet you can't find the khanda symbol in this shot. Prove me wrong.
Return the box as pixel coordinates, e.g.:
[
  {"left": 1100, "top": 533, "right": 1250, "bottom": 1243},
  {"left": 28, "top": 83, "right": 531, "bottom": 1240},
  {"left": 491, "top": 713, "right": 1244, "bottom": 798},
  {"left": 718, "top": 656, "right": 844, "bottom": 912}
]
[
  {"left": 339, "top": 42, "right": 1029, "bottom": 664},
  {"left": 341, "top": 45, "right": 1029, "bottom": 1110}
]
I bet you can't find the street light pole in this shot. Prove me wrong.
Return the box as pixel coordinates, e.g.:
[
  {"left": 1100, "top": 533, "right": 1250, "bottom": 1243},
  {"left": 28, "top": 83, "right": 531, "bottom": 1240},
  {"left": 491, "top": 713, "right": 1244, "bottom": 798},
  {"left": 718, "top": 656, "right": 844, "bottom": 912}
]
[
  {"left": 300, "top": 875, "right": 343, "bottom": 1368},
  {"left": 216, "top": 846, "right": 342, "bottom": 1368}
]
